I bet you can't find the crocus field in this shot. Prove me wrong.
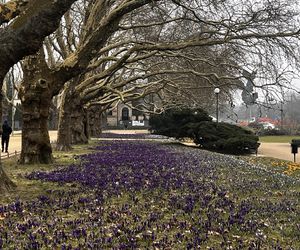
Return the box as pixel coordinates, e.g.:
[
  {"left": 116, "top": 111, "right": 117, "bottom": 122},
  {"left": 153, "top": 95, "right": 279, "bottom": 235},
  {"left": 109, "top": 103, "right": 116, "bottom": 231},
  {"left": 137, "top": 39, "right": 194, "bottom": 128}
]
[{"left": 0, "top": 136, "right": 299, "bottom": 249}]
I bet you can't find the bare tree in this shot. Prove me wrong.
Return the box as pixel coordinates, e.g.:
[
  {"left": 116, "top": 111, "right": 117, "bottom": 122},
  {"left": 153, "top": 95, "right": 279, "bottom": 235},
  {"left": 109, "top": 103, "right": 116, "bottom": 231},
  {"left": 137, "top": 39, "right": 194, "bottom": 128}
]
[
  {"left": 17, "top": 0, "right": 161, "bottom": 163},
  {"left": 0, "top": 0, "right": 77, "bottom": 83},
  {"left": 12, "top": 0, "right": 300, "bottom": 163},
  {"left": 0, "top": 0, "right": 77, "bottom": 192}
]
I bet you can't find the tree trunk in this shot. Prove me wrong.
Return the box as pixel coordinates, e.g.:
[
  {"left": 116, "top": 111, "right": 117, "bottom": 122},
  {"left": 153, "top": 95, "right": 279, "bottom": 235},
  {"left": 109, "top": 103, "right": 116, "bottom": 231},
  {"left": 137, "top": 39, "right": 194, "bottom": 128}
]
[
  {"left": 0, "top": 93, "right": 16, "bottom": 192},
  {"left": 0, "top": 0, "right": 76, "bottom": 86},
  {"left": 20, "top": 98, "right": 53, "bottom": 164},
  {"left": 18, "top": 51, "right": 53, "bottom": 164},
  {"left": 56, "top": 83, "right": 73, "bottom": 151},
  {"left": 56, "top": 82, "right": 88, "bottom": 150},
  {"left": 70, "top": 105, "right": 89, "bottom": 145},
  {"left": 88, "top": 105, "right": 103, "bottom": 137},
  {"left": 0, "top": 165, "right": 16, "bottom": 192},
  {"left": 49, "top": 97, "right": 59, "bottom": 130}
]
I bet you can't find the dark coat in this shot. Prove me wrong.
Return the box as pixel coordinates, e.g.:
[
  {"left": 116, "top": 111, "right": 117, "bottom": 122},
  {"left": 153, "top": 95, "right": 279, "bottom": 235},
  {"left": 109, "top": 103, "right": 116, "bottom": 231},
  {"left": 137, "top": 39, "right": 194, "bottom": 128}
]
[{"left": 2, "top": 122, "right": 12, "bottom": 138}]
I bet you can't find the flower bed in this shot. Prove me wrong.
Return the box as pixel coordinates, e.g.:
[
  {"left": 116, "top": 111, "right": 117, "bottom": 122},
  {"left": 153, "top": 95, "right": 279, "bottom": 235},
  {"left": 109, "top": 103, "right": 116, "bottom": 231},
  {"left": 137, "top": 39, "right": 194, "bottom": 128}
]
[
  {"left": 0, "top": 140, "right": 299, "bottom": 249},
  {"left": 99, "top": 133, "right": 148, "bottom": 139}
]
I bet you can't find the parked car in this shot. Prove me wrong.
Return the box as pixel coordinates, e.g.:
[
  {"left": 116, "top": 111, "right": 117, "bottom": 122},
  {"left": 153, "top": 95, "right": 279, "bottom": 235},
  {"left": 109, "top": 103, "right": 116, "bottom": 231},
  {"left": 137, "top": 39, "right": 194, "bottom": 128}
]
[{"left": 260, "top": 122, "right": 275, "bottom": 130}]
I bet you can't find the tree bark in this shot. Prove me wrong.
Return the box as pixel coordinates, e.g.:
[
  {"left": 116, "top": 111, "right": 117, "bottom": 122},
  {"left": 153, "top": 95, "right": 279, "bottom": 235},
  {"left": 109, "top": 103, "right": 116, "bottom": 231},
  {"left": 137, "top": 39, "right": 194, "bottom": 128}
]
[
  {"left": 19, "top": 99, "right": 53, "bottom": 164},
  {"left": 0, "top": 0, "right": 76, "bottom": 192},
  {"left": 0, "top": 0, "right": 76, "bottom": 84},
  {"left": 0, "top": 0, "right": 29, "bottom": 25},
  {"left": 56, "top": 83, "right": 88, "bottom": 151},
  {"left": 71, "top": 105, "right": 89, "bottom": 145},
  {"left": 88, "top": 105, "right": 103, "bottom": 137},
  {"left": 0, "top": 166, "right": 16, "bottom": 192},
  {"left": 56, "top": 83, "right": 73, "bottom": 151},
  {"left": 0, "top": 92, "right": 16, "bottom": 192},
  {"left": 18, "top": 51, "right": 53, "bottom": 164}
]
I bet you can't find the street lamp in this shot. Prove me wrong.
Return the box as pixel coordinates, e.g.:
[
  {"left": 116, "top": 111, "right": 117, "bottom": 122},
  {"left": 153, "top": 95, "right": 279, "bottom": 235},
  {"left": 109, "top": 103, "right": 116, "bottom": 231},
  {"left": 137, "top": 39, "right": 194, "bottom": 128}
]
[{"left": 214, "top": 87, "right": 220, "bottom": 123}]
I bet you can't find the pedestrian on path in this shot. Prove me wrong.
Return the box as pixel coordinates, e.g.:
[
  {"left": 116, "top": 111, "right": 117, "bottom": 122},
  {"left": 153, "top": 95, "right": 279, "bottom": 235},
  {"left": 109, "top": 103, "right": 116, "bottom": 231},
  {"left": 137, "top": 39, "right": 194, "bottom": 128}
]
[{"left": 1, "top": 120, "right": 12, "bottom": 153}]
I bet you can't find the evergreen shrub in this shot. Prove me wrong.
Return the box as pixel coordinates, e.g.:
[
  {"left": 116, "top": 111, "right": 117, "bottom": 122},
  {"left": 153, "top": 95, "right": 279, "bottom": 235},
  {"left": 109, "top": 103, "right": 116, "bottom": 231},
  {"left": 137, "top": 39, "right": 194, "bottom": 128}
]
[
  {"left": 150, "top": 108, "right": 259, "bottom": 154},
  {"left": 186, "top": 121, "right": 259, "bottom": 154},
  {"left": 149, "top": 108, "right": 212, "bottom": 139}
]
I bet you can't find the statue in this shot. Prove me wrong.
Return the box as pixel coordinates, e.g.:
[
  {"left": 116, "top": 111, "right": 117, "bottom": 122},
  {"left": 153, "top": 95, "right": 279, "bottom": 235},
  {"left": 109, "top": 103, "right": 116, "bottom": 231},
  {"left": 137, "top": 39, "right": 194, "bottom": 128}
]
[{"left": 241, "top": 69, "right": 258, "bottom": 105}]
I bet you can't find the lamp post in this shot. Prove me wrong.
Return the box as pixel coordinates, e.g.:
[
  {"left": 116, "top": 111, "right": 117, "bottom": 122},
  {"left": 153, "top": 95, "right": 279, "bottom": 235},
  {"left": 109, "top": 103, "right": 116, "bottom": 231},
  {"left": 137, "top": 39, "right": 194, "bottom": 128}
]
[
  {"left": 249, "top": 91, "right": 258, "bottom": 122},
  {"left": 214, "top": 87, "right": 220, "bottom": 123},
  {"left": 280, "top": 101, "right": 284, "bottom": 130}
]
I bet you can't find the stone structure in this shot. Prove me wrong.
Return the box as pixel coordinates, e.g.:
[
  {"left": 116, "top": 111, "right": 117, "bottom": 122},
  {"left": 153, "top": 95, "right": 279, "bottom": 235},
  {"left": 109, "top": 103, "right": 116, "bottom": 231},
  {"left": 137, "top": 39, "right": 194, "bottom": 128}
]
[{"left": 105, "top": 102, "right": 149, "bottom": 129}]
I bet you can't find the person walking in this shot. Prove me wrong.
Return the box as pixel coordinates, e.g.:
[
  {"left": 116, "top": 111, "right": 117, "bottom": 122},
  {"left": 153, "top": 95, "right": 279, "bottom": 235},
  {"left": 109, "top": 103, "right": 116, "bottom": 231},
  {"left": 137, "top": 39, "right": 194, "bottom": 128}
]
[{"left": 1, "top": 120, "right": 12, "bottom": 153}]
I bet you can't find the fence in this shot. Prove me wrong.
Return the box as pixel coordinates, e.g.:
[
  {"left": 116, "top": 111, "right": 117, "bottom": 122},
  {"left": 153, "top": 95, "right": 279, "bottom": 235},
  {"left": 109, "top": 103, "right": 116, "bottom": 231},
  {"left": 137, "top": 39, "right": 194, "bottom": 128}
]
[{"left": 1, "top": 150, "right": 21, "bottom": 160}]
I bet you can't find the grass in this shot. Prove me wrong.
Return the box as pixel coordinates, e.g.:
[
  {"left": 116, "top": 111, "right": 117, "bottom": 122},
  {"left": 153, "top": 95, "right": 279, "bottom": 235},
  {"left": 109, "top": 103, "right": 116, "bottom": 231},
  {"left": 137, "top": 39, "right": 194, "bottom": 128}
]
[
  {"left": 0, "top": 139, "right": 299, "bottom": 248},
  {"left": 259, "top": 135, "right": 300, "bottom": 143},
  {"left": 239, "top": 155, "right": 300, "bottom": 179},
  {"left": 0, "top": 142, "right": 95, "bottom": 205}
]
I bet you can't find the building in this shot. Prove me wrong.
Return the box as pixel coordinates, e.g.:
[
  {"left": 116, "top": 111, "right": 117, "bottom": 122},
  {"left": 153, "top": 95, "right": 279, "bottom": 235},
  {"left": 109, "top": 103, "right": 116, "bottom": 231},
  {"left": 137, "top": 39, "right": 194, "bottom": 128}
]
[{"left": 105, "top": 102, "right": 150, "bottom": 129}]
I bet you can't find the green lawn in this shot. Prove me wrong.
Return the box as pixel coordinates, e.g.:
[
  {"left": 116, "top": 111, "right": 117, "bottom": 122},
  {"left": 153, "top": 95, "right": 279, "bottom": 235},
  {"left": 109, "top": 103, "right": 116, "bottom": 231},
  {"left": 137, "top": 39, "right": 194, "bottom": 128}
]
[
  {"left": 0, "top": 142, "right": 95, "bottom": 205},
  {"left": 259, "top": 135, "right": 300, "bottom": 143}
]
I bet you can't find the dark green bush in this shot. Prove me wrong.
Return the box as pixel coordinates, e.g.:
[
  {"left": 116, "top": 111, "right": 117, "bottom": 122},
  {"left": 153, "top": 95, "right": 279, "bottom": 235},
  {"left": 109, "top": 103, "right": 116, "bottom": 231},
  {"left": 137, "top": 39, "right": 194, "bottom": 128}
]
[
  {"left": 149, "top": 108, "right": 259, "bottom": 155},
  {"left": 149, "top": 108, "right": 212, "bottom": 138},
  {"left": 186, "top": 121, "right": 259, "bottom": 154},
  {"left": 259, "top": 128, "right": 289, "bottom": 136},
  {"left": 248, "top": 122, "right": 289, "bottom": 136}
]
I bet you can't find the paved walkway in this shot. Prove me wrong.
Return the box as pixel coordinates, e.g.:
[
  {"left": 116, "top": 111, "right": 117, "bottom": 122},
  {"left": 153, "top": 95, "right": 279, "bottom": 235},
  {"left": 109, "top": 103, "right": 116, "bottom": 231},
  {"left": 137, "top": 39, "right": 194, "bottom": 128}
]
[
  {"left": 1, "top": 131, "right": 57, "bottom": 159},
  {"left": 104, "top": 129, "right": 149, "bottom": 134},
  {"left": 1, "top": 130, "right": 147, "bottom": 158},
  {"left": 258, "top": 142, "right": 298, "bottom": 163},
  {"left": 1, "top": 130, "right": 297, "bottom": 163}
]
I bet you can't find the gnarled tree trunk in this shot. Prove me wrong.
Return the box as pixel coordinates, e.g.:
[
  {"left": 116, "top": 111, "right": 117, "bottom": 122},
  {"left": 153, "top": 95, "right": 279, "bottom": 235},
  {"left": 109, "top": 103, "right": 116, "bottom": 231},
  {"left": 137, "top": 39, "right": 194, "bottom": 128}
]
[
  {"left": 19, "top": 51, "right": 53, "bottom": 164},
  {"left": 0, "top": 0, "right": 77, "bottom": 86},
  {"left": 20, "top": 97, "right": 53, "bottom": 164},
  {"left": 56, "top": 82, "right": 88, "bottom": 150},
  {"left": 88, "top": 105, "right": 103, "bottom": 138},
  {"left": 56, "top": 83, "right": 73, "bottom": 151},
  {"left": 0, "top": 0, "right": 76, "bottom": 190},
  {"left": 71, "top": 105, "right": 89, "bottom": 144}
]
